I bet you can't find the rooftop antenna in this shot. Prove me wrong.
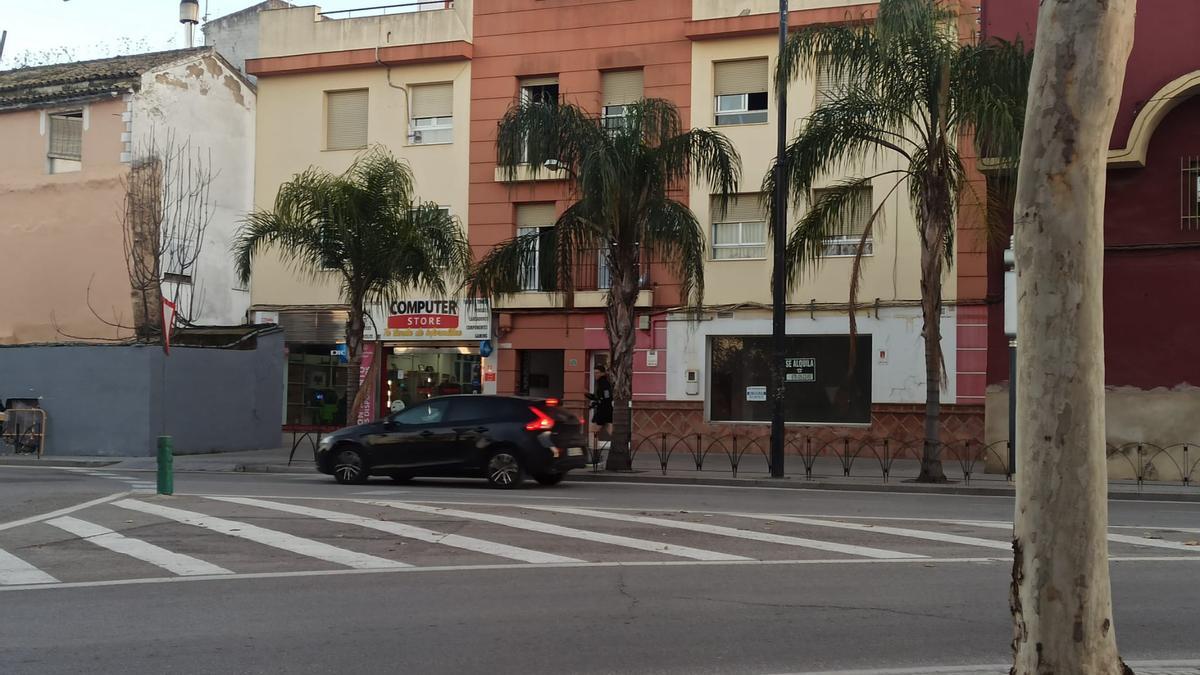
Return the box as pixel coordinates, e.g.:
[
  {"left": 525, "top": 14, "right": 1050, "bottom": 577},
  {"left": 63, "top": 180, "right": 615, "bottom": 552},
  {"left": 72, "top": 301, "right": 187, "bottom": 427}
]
[{"left": 180, "top": 0, "right": 200, "bottom": 48}]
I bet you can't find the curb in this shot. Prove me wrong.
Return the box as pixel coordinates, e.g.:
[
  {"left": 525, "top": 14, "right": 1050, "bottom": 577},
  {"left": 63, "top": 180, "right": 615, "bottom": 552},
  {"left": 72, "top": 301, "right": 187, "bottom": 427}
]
[
  {"left": 566, "top": 471, "right": 1200, "bottom": 502},
  {"left": 0, "top": 458, "right": 121, "bottom": 468}
]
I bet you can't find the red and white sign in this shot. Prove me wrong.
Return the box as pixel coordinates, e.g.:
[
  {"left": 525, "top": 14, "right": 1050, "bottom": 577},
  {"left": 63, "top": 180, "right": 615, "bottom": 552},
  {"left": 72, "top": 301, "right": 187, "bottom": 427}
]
[{"left": 368, "top": 299, "right": 490, "bottom": 341}]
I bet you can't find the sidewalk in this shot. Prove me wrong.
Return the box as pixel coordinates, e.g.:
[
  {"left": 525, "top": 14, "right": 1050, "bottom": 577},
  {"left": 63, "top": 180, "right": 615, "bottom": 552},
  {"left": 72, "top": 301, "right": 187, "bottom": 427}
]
[
  {"left": 3, "top": 445, "right": 1198, "bottom": 501},
  {"left": 786, "top": 662, "right": 1200, "bottom": 675}
]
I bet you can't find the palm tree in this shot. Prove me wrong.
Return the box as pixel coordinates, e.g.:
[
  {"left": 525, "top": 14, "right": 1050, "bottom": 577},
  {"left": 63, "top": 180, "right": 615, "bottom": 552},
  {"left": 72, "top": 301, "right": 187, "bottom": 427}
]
[
  {"left": 469, "top": 98, "right": 740, "bottom": 470},
  {"left": 235, "top": 148, "right": 471, "bottom": 424},
  {"left": 766, "top": 0, "right": 1030, "bottom": 482}
]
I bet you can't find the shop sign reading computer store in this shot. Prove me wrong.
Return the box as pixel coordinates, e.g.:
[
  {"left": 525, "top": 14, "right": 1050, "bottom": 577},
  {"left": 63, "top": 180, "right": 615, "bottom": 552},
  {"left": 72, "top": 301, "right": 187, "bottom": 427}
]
[{"left": 367, "top": 299, "right": 491, "bottom": 341}]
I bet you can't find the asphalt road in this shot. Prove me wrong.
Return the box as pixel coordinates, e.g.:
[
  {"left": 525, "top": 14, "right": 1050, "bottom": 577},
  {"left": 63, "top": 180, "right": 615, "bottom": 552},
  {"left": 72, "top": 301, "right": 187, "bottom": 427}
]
[{"left": 2, "top": 466, "right": 1198, "bottom": 675}]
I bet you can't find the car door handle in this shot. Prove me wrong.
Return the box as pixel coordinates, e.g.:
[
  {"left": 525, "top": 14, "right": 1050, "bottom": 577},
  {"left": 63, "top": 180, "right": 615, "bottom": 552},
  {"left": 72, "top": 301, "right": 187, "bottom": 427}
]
[{"left": 419, "top": 430, "right": 434, "bottom": 438}]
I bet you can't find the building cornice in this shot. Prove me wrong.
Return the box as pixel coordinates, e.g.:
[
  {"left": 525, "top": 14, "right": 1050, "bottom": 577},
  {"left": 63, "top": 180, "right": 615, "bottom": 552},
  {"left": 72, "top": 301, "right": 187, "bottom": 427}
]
[
  {"left": 685, "top": 4, "right": 879, "bottom": 41},
  {"left": 246, "top": 40, "right": 473, "bottom": 77}
]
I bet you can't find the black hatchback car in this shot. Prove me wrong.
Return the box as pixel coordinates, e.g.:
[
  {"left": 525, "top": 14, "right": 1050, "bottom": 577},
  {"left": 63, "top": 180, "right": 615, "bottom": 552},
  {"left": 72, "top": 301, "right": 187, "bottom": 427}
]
[{"left": 315, "top": 395, "right": 587, "bottom": 488}]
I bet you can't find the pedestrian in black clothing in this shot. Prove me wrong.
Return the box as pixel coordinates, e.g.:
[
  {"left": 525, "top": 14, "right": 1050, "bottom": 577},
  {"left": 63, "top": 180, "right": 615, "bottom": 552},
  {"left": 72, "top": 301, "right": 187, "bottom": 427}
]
[{"left": 588, "top": 365, "right": 613, "bottom": 465}]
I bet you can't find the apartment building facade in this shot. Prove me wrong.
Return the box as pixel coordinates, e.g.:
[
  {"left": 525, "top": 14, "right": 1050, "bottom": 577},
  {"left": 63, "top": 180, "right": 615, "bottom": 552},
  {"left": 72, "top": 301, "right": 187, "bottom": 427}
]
[{"left": 248, "top": 0, "right": 987, "bottom": 443}]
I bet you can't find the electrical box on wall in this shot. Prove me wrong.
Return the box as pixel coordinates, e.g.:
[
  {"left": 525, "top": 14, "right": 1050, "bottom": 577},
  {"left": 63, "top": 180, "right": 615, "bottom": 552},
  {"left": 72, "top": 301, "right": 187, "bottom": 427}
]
[{"left": 685, "top": 369, "right": 699, "bottom": 396}]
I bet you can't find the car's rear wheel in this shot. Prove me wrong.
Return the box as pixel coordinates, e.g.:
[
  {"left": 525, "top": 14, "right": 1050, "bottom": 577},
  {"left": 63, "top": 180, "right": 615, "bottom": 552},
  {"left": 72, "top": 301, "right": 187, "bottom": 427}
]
[
  {"left": 486, "top": 450, "right": 525, "bottom": 488},
  {"left": 389, "top": 472, "right": 413, "bottom": 484},
  {"left": 534, "top": 473, "right": 565, "bottom": 486},
  {"left": 332, "top": 448, "right": 368, "bottom": 485}
]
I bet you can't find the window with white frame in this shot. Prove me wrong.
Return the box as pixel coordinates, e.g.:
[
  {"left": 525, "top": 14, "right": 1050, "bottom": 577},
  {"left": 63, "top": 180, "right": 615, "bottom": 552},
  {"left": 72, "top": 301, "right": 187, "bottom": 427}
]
[
  {"left": 814, "top": 186, "right": 875, "bottom": 257},
  {"left": 410, "top": 83, "right": 453, "bottom": 145},
  {"left": 48, "top": 110, "right": 83, "bottom": 173},
  {"left": 714, "top": 59, "right": 768, "bottom": 126},
  {"left": 711, "top": 194, "right": 768, "bottom": 260},
  {"left": 326, "top": 89, "right": 368, "bottom": 151},
  {"left": 516, "top": 203, "right": 556, "bottom": 291},
  {"left": 519, "top": 77, "right": 559, "bottom": 162},
  {"left": 602, "top": 69, "right": 643, "bottom": 132}
]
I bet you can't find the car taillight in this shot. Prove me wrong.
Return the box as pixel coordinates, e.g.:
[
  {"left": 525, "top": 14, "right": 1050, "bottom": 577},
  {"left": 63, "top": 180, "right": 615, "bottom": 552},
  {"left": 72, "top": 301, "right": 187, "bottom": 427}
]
[
  {"left": 525, "top": 406, "right": 555, "bottom": 432},
  {"left": 544, "top": 398, "right": 559, "bottom": 407}
]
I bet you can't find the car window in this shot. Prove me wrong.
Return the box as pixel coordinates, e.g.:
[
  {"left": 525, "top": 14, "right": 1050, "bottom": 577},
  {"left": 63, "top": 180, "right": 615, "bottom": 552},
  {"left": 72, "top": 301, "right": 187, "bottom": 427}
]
[
  {"left": 390, "top": 399, "right": 449, "bottom": 425},
  {"left": 443, "top": 396, "right": 497, "bottom": 423}
]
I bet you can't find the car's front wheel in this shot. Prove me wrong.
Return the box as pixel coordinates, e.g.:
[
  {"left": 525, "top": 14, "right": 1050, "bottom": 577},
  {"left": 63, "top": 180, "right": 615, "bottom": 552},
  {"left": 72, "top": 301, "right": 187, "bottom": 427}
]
[
  {"left": 486, "top": 450, "right": 525, "bottom": 489},
  {"left": 332, "top": 448, "right": 369, "bottom": 485},
  {"left": 533, "top": 473, "right": 565, "bottom": 486}
]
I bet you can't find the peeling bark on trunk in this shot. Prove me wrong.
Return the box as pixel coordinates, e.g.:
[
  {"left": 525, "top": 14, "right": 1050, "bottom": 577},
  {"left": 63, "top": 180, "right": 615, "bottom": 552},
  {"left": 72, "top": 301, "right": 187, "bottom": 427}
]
[
  {"left": 604, "top": 259, "right": 639, "bottom": 472},
  {"left": 344, "top": 300, "right": 366, "bottom": 427},
  {"left": 917, "top": 184, "right": 949, "bottom": 483},
  {"left": 1010, "top": 2, "right": 1136, "bottom": 673}
]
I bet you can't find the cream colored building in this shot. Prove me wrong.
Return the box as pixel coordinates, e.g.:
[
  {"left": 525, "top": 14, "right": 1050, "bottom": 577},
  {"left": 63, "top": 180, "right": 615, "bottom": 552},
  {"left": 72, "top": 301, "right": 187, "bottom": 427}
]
[
  {"left": 666, "top": 0, "right": 969, "bottom": 428},
  {"left": 245, "top": 3, "right": 483, "bottom": 424}
]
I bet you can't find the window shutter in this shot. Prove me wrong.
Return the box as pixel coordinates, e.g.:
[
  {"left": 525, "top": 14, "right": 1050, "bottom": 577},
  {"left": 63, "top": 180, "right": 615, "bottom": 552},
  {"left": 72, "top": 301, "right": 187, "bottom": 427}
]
[
  {"left": 327, "top": 89, "right": 368, "bottom": 150},
  {"left": 517, "top": 203, "right": 556, "bottom": 227},
  {"left": 813, "top": 186, "right": 873, "bottom": 234},
  {"left": 714, "top": 59, "right": 768, "bottom": 96},
  {"left": 411, "top": 83, "right": 453, "bottom": 118},
  {"left": 48, "top": 114, "right": 82, "bottom": 160},
  {"left": 520, "top": 76, "right": 558, "bottom": 88},
  {"left": 815, "top": 55, "right": 846, "bottom": 106},
  {"left": 711, "top": 193, "right": 766, "bottom": 223},
  {"left": 602, "top": 70, "right": 644, "bottom": 106}
]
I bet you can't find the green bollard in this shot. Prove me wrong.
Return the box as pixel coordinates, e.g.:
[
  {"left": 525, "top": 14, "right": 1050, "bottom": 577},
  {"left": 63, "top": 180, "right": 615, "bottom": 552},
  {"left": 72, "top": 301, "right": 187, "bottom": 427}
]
[{"left": 157, "top": 436, "right": 174, "bottom": 495}]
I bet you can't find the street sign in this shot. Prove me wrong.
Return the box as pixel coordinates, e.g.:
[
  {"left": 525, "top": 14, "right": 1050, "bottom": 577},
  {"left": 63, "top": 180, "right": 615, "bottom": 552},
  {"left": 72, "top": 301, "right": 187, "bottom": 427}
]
[
  {"left": 331, "top": 344, "right": 349, "bottom": 364},
  {"left": 480, "top": 340, "right": 494, "bottom": 357}
]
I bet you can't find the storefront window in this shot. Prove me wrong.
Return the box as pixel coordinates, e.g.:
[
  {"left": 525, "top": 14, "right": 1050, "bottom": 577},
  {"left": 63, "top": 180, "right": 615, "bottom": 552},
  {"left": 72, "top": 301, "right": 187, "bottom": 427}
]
[
  {"left": 286, "top": 346, "right": 349, "bottom": 425},
  {"left": 708, "top": 335, "right": 872, "bottom": 424},
  {"left": 385, "top": 348, "right": 482, "bottom": 411}
]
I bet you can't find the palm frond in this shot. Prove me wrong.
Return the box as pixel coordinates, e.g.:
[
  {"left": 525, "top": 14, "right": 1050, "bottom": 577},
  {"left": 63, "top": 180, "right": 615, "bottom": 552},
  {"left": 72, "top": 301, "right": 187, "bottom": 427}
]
[
  {"left": 495, "top": 99, "right": 605, "bottom": 180},
  {"left": 641, "top": 198, "right": 707, "bottom": 309}
]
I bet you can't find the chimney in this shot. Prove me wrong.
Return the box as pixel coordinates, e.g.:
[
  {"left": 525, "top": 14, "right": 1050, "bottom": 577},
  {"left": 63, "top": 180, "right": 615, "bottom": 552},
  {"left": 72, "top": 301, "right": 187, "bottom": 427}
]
[{"left": 180, "top": 0, "right": 201, "bottom": 48}]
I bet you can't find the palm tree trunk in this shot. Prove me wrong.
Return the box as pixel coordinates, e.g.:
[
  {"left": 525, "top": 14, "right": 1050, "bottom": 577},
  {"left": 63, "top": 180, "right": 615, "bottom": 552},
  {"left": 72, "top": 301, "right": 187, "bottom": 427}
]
[
  {"left": 604, "top": 271, "right": 639, "bottom": 472},
  {"left": 917, "top": 193, "right": 948, "bottom": 484},
  {"left": 344, "top": 299, "right": 365, "bottom": 427},
  {"left": 1011, "top": 1, "right": 1135, "bottom": 672}
]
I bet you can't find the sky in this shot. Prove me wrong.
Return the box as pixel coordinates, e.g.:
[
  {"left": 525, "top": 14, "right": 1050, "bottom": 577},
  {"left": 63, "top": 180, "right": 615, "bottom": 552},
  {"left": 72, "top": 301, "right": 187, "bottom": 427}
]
[{"left": 0, "top": 0, "right": 414, "bottom": 69}]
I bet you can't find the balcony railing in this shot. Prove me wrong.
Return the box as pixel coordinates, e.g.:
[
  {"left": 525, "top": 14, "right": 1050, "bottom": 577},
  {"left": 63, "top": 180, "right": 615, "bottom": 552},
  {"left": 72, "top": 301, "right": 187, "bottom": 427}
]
[{"left": 318, "top": 1, "right": 453, "bottom": 19}]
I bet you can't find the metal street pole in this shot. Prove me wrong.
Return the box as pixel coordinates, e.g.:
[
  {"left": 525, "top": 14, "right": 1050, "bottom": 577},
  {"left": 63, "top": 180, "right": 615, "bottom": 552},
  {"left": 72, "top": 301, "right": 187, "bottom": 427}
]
[
  {"left": 769, "top": 0, "right": 789, "bottom": 478},
  {"left": 1003, "top": 236, "right": 1017, "bottom": 480}
]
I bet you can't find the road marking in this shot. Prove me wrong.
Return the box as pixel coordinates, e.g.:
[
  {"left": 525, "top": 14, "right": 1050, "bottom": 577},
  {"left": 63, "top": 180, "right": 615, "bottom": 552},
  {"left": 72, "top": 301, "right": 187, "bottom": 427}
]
[
  {"left": 0, "top": 547, "right": 58, "bottom": 585},
  {"left": 371, "top": 501, "right": 751, "bottom": 562},
  {"left": 521, "top": 506, "right": 926, "bottom": 560},
  {"left": 112, "top": 499, "right": 406, "bottom": 570},
  {"left": 953, "top": 519, "right": 1200, "bottom": 552},
  {"left": 1, "top": 554, "right": 1198, "bottom": 593},
  {"left": 45, "top": 516, "right": 232, "bottom": 577},
  {"left": 734, "top": 514, "right": 1012, "bottom": 551},
  {"left": 0, "top": 492, "right": 129, "bottom": 532},
  {"left": 773, "top": 660, "right": 1200, "bottom": 675},
  {"left": 209, "top": 497, "right": 580, "bottom": 565}
]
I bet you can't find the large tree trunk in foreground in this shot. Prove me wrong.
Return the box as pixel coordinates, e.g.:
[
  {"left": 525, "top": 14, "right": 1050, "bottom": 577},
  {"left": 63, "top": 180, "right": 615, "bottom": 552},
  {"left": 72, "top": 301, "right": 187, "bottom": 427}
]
[
  {"left": 1011, "top": 1, "right": 1136, "bottom": 673},
  {"left": 604, "top": 263, "right": 640, "bottom": 472}
]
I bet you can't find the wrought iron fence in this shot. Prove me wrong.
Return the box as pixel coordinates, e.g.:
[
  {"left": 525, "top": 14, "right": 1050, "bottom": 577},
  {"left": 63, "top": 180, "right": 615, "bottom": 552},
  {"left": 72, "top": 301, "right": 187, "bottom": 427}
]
[{"left": 586, "top": 432, "right": 1199, "bottom": 489}]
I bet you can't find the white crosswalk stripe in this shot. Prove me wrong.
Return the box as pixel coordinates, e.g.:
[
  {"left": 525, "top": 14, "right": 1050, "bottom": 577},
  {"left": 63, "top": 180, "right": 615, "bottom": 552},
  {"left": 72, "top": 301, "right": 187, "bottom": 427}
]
[
  {"left": 45, "top": 516, "right": 231, "bottom": 576},
  {"left": 113, "top": 499, "right": 407, "bottom": 570},
  {"left": 0, "top": 546, "right": 58, "bottom": 585},
  {"left": 372, "top": 501, "right": 752, "bottom": 562},
  {"left": 209, "top": 496, "right": 581, "bottom": 565},
  {"left": 522, "top": 506, "right": 926, "bottom": 560},
  {"left": 734, "top": 514, "right": 1012, "bottom": 551},
  {"left": 954, "top": 519, "right": 1200, "bottom": 553}
]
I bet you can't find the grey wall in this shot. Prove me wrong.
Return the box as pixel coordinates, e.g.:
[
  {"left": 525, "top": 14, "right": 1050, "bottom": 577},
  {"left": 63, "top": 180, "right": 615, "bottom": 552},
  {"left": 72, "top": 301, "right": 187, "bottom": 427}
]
[
  {"left": 202, "top": 0, "right": 291, "bottom": 83},
  {"left": 0, "top": 332, "right": 283, "bottom": 457}
]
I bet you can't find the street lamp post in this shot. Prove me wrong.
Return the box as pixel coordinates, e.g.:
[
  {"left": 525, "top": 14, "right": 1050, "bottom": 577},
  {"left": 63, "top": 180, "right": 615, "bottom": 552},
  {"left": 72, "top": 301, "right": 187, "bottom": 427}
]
[
  {"left": 1003, "top": 236, "right": 1017, "bottom": 478},
  {"left": 769, "top": 0, "right": 789, "bottom": 478}
]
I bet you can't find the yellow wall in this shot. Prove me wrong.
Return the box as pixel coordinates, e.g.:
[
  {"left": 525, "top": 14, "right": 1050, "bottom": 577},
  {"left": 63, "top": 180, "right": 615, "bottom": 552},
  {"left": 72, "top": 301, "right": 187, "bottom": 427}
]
[
  {"left": 251, "top": 60, "right": 472, "bottom": 307},
  {"left": 693, "top": 0, "right": 876, "bottom": 20},
  {"left": 690, "top": 35, "right": 956, "bottom": 307}
]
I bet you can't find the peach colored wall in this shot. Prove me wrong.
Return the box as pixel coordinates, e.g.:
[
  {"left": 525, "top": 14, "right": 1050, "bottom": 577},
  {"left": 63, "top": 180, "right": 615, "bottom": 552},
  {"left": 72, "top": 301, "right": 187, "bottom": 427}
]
[{"left": 0, "top": 98, "right": 133, "bottom": 343}]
